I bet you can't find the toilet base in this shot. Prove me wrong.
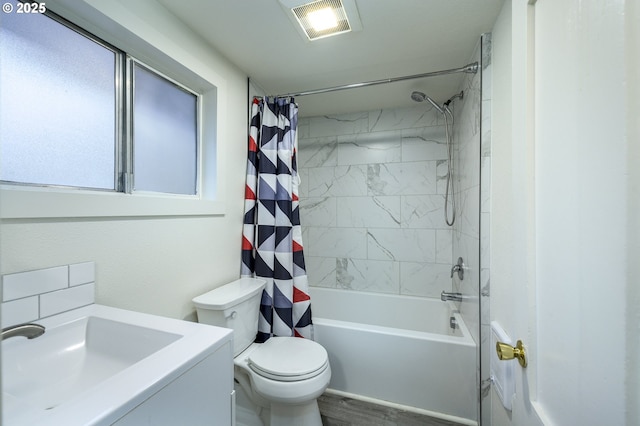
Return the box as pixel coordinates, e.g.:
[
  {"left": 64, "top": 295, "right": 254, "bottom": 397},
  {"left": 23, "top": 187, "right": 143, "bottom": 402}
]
[
  {"left": 269, "top": 400, "right": 322, "bottom": 426},
  {"left": 235, "top": 383, "right": 264, "bottom": 426},
  {"left": 235, "top": 382, "right": 323, "bottom": 426}
]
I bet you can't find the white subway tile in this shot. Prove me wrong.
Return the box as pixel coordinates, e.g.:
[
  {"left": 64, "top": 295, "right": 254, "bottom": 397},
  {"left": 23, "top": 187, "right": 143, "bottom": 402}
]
[
  {"left": 40, "top": 283, "right": 95, "bottom": 318},
  {"left": 3, "top": 266, "right": 68, "bottom": 302},
  {"left": 69, "top": 261, "right": 95, "bottom": 286},
  {"left": 2, "top": 297, "right": 39, "bottom": 327}
]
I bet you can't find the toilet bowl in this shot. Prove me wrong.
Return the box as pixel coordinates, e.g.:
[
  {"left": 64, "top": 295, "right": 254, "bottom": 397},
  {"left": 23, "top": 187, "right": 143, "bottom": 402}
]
[{"left": 193, "top": 278, "right": 331, "bottom": 426}]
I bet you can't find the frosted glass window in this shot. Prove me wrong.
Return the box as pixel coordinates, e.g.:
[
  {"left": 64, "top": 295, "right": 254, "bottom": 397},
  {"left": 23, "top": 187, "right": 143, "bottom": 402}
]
[
  {"left": 133, "top": 64, "right": 198, "bottom": 195},
  {"left": 0, "top": 3, "right": 117, "bottom": 189}
]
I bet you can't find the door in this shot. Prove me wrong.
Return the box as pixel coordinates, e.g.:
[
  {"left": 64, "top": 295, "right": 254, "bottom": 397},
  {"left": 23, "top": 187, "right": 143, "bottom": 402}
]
[{"left": 491, "top": 0, "right": 631, "bottom": 425}]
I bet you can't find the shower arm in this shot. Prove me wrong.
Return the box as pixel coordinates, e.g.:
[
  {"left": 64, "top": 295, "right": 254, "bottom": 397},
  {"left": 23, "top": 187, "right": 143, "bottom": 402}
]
[{"left": 274, "top": 62, "right": 479, "bottom": 98}]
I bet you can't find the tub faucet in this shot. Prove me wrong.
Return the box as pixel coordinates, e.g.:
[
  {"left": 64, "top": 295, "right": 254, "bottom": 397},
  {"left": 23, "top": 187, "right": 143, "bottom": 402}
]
[
  {"left": 441, "top": 291, "right": 463, "bottom": 302},
  {"left": 2, "top": 323, "right": 45, "bottom": 341}
]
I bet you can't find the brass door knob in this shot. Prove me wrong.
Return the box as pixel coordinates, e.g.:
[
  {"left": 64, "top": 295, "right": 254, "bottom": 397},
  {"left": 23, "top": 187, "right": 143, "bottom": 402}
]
[{"left": 496, "top": 340, "right": 527, "bottom": 368}]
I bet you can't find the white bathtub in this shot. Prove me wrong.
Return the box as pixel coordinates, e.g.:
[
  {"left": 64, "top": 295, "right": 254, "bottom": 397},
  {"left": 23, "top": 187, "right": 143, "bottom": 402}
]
[{"left": 309, "top": 287, "right": 477, "bottom": 424}]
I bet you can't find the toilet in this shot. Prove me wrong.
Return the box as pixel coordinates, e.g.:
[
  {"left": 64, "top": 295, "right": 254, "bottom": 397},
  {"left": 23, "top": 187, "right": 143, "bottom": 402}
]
[{"left": 193, "top": 278, "right": 331, "bottom": 426}]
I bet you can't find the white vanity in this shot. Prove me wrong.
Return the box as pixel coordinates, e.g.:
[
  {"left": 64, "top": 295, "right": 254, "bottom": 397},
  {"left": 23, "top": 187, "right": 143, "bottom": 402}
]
[{"left": 2, "top": 304, "right": 233, "bottom": 425}]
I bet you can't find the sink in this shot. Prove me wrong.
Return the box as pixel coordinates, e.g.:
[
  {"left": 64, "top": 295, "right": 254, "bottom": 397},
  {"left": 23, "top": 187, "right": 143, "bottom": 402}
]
[
  {"left": 2, "top": 304, "right": 233, "bottom": 425},
  {"left": 3, "top": 316, "right": 180, "bottom": 411}
]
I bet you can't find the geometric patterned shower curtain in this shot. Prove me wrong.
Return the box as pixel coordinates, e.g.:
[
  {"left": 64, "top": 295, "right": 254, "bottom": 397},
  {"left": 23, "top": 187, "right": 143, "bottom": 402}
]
[{"left": 241, "top": 97, "right": 313, "bottom": 342}]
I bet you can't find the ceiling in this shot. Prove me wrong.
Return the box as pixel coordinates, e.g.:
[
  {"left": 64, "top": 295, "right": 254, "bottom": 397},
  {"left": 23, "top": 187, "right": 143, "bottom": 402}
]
[{"left": 157, "top": 0, "right": 504, "bottom": 117}]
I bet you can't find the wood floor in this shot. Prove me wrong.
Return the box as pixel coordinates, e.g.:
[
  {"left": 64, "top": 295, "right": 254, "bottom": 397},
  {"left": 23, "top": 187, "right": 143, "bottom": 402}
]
[{"left": 318, "top": 393, "right": 465, "bottom": 426}]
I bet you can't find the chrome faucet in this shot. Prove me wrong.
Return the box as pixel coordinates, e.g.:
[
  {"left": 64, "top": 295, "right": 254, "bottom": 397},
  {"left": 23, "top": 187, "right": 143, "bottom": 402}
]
[
  {"left": 2, "top": 323, "right": 45, "bottom": 340},
  {"left": 441, "top": 291, "right": 463, "bottom": 302}
]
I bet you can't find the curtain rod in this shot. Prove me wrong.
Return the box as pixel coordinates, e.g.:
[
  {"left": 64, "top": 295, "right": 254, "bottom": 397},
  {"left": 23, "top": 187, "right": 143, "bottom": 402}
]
[{"left": 272, "top": 62, "right": 478, "bottom": 98}]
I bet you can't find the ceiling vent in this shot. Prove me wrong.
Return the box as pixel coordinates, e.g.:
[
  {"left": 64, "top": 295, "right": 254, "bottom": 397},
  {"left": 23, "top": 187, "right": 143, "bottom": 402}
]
[{"left": 280, "top": 0, "right": 362, "bottom": 41}]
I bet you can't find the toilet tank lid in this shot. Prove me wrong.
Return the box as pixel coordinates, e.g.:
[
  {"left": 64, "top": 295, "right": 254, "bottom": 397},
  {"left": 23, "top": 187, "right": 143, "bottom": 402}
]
[{"left": 192, "top": 278, "right": 266, "bottom": 310}]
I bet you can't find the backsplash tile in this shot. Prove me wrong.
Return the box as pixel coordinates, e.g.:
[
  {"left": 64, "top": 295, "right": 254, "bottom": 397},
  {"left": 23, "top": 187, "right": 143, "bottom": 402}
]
[
  {"left": 2, "top": 262, "right": 96, "bottom": 327},
  {"left": 2, "top": 266, "right": 68, "bottom": 301},
  {"left": 1, "top": 297, "right": 39, "bottom": 327},
  {"left": 40, "top": 283, "right": 95, "bottom": 318},
  {"left": 69, "top": 261, "right": 95, "bottom": 286}
]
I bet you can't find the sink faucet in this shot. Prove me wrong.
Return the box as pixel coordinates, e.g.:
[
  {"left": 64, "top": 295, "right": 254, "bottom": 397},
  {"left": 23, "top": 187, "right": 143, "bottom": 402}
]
[
  {"left": 2, "top": 323, "right": 45, "bottom": 340},
  {"left": 441, "top": 291, "right": 463, "bottom": 302}
]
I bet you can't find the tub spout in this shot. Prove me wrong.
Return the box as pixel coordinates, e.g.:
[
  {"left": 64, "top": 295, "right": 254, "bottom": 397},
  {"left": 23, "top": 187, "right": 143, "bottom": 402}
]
[
  {"left": 2, "top": 323, "right": 45, "bottom": 340},
  {"left": 441, "top": 291, "right": 463, "bottom": 302}
]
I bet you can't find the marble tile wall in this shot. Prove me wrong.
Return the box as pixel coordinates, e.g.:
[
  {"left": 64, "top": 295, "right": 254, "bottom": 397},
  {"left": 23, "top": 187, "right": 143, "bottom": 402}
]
[{"left": 297, "top": 106, "right": 453, "bottom": 298}]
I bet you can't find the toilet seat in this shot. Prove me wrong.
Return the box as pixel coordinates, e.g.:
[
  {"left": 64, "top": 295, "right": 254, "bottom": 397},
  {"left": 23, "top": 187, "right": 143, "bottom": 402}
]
[{"left": 248, "top": 337, "right": 329, "bottom": 382}]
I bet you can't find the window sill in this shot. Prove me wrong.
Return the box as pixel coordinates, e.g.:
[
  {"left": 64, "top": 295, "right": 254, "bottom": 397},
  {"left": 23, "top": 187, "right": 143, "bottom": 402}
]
[{"left": 0, "top": 186, "right": 225, "bottom": 219}]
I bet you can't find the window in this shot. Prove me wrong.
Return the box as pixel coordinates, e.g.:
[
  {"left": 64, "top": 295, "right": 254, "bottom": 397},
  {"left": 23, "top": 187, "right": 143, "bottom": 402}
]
[
  {"left": 132, "top": 62, "right": 199, "bottom": 195},
  {"left": 0, "top": 1, "right": 221, "bottom": 217},
  {"left": 0, "top": 4, "right": 117, "bottom": 190}
]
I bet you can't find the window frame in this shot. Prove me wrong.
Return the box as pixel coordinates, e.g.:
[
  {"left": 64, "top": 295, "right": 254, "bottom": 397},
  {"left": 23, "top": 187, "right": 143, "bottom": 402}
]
[{"left": 0, "top": 1, "right": 225, "bottom": 219}]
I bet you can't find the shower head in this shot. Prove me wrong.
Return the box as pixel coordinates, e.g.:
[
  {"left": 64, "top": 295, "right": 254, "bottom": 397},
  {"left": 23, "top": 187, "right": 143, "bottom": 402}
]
[
  {"left": 410, "top": 91, "right": 427, "bottom": 102},
  {"left": 410, "top": 91, "right": 444, "bottom": 114}
]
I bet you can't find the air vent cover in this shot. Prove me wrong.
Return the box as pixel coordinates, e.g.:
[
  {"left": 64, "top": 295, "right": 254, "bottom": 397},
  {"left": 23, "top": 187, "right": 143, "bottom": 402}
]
[{"left": 292, "top": 0, "right": 352, "bottom": 40}]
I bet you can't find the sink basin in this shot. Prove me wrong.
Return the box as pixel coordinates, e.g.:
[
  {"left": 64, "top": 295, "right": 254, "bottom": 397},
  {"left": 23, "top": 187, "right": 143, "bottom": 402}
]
[{"left": 2, "top": 304, "right": 233, "bottom": 425}]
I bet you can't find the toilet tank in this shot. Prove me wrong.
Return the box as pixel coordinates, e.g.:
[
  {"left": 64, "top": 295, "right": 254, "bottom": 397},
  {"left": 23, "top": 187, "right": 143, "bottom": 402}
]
[{"left": 192, "top": 278, "right": 266, "bottom": 356}]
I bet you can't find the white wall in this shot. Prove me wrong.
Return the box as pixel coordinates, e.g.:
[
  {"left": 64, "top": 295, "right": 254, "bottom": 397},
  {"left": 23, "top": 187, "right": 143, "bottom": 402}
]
[
  {"left": 0, "top": 0, "right": 250, "bottom": 321},
  {"left": 491, "top": 0, "right": 638, "bottom": 425}
]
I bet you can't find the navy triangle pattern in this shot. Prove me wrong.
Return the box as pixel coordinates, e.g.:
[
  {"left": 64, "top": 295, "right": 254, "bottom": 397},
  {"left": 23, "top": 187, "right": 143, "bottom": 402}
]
[{"left": 241, "top": 97, "right": 313, "bottom": 341}]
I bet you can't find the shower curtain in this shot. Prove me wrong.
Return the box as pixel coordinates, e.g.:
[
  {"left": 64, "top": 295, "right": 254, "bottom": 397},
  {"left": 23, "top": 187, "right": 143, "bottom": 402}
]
[{"left": 241, "top": 97, "right": 312, "bottom": 342}]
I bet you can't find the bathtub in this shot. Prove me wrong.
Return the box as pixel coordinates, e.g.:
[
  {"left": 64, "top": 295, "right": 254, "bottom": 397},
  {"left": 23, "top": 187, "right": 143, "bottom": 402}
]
[{"left": 309, "top": 287, "right": 477, "bottom": 424}]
